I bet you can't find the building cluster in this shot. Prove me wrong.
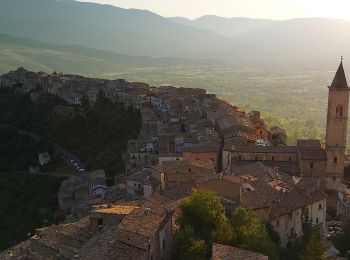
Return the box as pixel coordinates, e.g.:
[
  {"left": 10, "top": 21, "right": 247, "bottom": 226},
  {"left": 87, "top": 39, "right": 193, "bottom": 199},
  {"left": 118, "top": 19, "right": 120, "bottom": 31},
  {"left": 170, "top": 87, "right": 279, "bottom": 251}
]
[
  {"left": 197, "top": 162, "right": 326, "bottom": 247},
  {"left": 1, "top": 60, "right": 350, "bottom": 259},
  {"left": 0, "top": 195, "right": 173, "bottom": 260}
]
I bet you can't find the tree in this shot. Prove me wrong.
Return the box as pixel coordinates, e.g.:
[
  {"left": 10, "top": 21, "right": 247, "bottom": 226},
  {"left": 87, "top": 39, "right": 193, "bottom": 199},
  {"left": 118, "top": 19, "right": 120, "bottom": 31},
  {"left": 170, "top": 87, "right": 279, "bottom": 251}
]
[
  {"left": 288, "top": 208, "right": 326, "bottom": 260},
  {"left": 300, "top": 230, "right": 326, "bottom": 260},
  {"left": 301, "top": 208, "right": 313, "bottom": 245},
  {"left": 231, "top": 206, "right": 279, "bottom": 260},
  {"left": 334, "top": 219, "right": 350, "bottom": 256},
  {"left": 178, "top": 191, "right": 234, "bottom": 246},
  {"left": 172, "top": 226, "right": 207, "bottom": 260}
]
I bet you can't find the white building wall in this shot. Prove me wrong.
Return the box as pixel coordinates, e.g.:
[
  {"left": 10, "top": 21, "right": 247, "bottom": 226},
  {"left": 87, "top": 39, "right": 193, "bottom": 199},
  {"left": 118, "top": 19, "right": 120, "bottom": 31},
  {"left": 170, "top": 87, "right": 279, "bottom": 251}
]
[
  {"left": 271, "top": 199, "right": 327, "bottom": 247},
  {"left": 143, "top": 184, "right": 153, "bottom": 198}
]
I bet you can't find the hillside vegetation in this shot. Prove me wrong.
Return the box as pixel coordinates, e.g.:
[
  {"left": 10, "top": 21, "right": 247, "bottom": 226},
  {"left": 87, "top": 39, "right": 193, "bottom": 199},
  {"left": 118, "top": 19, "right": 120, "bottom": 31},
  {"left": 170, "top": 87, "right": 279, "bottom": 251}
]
[
  {"left": 0, "top": 172, "right": 65, "bottom": 250},
  {"left": 0, "top": 89, "right": 142, "bottom": 179}
]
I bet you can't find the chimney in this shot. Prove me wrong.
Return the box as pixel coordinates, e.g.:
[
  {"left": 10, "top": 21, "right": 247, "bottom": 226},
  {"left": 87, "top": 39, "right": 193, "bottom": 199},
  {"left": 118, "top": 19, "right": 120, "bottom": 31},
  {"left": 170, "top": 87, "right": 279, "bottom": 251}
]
[{"left": 144, "top": 207, "right": 151, "bottom": 215}]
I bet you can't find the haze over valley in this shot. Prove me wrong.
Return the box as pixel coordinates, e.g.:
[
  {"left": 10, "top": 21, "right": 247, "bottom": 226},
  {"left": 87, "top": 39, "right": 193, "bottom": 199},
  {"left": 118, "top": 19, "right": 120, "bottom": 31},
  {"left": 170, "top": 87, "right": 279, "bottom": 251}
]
[
  {"left": 3, "top": 1, "right": 350, "bottom": 258},
  {"left": 1, "top": 0, "right": 350, "bottom": 143}
]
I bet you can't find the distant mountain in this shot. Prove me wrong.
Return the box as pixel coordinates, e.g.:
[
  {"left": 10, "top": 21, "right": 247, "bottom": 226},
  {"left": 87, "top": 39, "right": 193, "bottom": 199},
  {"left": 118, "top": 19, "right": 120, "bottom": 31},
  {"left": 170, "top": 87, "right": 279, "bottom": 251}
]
[
  {"left": 170, "top": 16, "right": 350, "bottom": 64},
  {"left": 1, "top": 0, "right": 350, "bottom": 65},
  {"left": 169, "top": 15, "right": 273, "bottom": 38},
  {"left": 232, "top": 18, "right": 350, "bottom": 63},
  {"left": 0, "top": 33, "right": 227, "bottom": 75},
  {"left": 0, "top": 0, "right": 232, "bottom": 58}
]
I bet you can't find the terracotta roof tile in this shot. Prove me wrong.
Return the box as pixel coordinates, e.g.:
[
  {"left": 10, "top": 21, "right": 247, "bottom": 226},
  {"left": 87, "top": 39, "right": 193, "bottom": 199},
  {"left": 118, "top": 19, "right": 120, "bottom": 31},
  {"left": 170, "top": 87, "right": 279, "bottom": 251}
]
[{"left": 212, "top": 243, "right": 268, "bottom": 260}]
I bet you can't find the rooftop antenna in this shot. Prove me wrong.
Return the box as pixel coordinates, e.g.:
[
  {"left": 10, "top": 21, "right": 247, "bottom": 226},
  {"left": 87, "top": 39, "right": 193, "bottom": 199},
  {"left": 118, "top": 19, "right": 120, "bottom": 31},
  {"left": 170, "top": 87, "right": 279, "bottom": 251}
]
[{"left": 341, "top": 56, "right": 343, "bottom": 62}]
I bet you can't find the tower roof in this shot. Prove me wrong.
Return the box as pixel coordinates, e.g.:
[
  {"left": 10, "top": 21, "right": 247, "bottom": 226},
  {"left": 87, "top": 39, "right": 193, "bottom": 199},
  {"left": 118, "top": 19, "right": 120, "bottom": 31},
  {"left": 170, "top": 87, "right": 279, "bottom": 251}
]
[{"left": 331, "top": 60, "right": 348, "bottom": 89}]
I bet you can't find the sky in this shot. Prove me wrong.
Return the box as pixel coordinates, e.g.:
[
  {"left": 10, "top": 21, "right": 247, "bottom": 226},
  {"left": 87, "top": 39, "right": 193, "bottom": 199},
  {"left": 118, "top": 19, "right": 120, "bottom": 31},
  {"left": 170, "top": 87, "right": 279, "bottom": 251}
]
[{"left": 78, "top": 0, "right": 350, "bottom": 20}]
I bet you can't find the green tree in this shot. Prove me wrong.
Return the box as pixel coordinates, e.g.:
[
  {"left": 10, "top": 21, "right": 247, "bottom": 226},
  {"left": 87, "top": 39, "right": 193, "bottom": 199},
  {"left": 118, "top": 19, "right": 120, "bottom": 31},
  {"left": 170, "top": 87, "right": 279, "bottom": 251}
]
[
  {"left": 178, "top": 191, "right": 233, "bottom": 245},
  {"left": 172, "top": 226, "right": 207, "bottom": 260},
  {"left": 301, "top": 208, "right": 313, "bottom": 245},
  {"left": 334, "top": 219, "right": 350, "bottom": 256},
  {"left": 300, "top": 230, "right": 326, "bottom": 260},
  {"left": 231, "top": 206, "right": 279, "bottom": 260},
  {"left": 282, "top": 208, "right": 325, "bottom": 260}
]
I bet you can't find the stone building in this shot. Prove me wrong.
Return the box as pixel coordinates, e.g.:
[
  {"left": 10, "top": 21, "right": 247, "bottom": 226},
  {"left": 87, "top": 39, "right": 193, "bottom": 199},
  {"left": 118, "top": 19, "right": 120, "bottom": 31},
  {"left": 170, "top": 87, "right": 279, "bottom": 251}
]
[
  {"left": 325, "top": 60, "right": 350, "bottom": 190},
  {"left": 151, "top": 161, "right": 216, "bottom": 189},
  {"left": 198, "top": 162, "right": 327, "bottom": 248},
  {"left": 116, "top": 194, "right": 174, "bottom": 260},
  {"left": 223, "top": 60, "right": 349, "bottom": 207}
]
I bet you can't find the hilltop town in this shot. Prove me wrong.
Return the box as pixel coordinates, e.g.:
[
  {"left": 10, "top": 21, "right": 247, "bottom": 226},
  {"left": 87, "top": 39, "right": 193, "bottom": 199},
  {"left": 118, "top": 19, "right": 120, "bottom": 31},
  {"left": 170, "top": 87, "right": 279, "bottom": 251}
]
[{"left": 0, "top": 61, "right": 350, "bottom": 259}]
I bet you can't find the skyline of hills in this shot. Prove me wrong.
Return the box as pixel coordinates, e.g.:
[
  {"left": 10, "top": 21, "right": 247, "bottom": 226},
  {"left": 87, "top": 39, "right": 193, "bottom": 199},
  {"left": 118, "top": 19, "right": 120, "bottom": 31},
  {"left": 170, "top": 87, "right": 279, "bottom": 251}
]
[
  {"left": 0, "top": 0, "right": 350, "bottom": 65},
  {"left": 0, "top": 33, "right": 227, "bottom": 75}
]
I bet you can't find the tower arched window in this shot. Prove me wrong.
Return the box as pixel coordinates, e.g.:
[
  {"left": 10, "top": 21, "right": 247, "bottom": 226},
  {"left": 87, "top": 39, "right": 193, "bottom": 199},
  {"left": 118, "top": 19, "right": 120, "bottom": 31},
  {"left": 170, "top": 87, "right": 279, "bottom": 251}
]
[{"left": 336, "top": 104, "right": 344, "bottom": 118}]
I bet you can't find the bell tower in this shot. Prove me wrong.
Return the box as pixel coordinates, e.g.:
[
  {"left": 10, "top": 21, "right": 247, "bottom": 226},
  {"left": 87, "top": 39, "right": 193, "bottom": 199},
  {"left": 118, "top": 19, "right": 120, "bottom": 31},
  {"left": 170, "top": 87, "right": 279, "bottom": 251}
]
[{"left": 325, "top": 58, "right": 350, "bottom": 189}]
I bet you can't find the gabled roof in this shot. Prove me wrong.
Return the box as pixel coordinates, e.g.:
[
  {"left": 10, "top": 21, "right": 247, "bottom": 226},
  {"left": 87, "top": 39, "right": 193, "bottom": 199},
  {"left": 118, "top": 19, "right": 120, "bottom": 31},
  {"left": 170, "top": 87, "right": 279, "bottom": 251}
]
[
  {"left": 331, "top": 61, "right": 348, "bottom": 89},
  {"left": 212, "top": 243, "right": 268, "bottom": 260}
]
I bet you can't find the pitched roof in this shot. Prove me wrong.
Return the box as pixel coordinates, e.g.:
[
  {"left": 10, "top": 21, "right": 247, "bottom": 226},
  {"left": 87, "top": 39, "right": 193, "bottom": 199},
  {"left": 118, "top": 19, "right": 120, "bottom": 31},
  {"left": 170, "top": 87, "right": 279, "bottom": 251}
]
[
  {"left": 298, "top": 147, "right": 326, "bottom": 160},
  {"left": 116, "top": 194, "right": 173, "bottom": 250},
  {"left": 211, "top": 243, "right": 268, "bottom": 260},
  {"left": 231, "top": 162, "right": 293, "bottom": 183},
  {"left": 127, "top": 169, "right": 160, "bottom": 186},
  {"left": 297, "top": 140, "right": 322, "bottom": 148},
  {"left": 331, "top": 61, "right": 348, "bottom": 89},
  {"left": 92, "top": 205, "right": 139, "bottom": 216},
  {"left": 231, "top": 145, "right": 298, "bottom": 154},
  {"left": 79, "top": 227, "right": 148, "bottom": 260}
]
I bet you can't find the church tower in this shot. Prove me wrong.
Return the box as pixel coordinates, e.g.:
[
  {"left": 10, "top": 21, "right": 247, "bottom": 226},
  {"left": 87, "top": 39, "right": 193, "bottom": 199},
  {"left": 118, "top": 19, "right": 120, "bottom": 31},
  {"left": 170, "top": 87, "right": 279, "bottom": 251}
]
[{"left": 325, "top": 59, "right": 350, "bottom": 189}]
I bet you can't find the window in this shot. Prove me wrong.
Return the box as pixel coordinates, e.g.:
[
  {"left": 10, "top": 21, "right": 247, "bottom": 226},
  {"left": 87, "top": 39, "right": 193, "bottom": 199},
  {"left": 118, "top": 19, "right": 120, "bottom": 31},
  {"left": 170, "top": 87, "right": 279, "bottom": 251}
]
[
  {"left": 276, "top": 220, "right": 279, "bottom": 227},
  {"left": 333, "top": 176, "right": 337, "bottom": 182},
  {"left": 336, "top": 104, "right": 344, "bottom": 118},
  {"left": 238, "top": 155, "right": 242, "bottom": 160},
  {"left": 272, "top": 156, "right": 275, "bottom": 161},
  {"left": 334, "top": 157, "right": 338, "bottom": 164},
  {"left": 310, "top": 162, "right": 314, "bottom": 169},
  {"left": 319, "top": 204, "right": 322, "bottom": 210},
  {"left": 316, "top": 217, "right": 319, "bottom": 224},
  {"left": 289, "top": 156, "right": 292, "bottom": 161},
  {"left": 255, "top": 156, "right": 258, "bottom": 161},
  {"left": 163, "top": 239, "right": 165, "bottom": 250}
]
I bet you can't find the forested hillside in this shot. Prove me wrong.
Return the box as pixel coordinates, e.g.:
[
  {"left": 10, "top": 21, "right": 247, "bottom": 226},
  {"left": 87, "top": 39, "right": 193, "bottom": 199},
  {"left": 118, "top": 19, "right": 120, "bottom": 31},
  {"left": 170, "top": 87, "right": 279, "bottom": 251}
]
[{"left": 0, "top": 89, "right": 142, "bottom": 179}]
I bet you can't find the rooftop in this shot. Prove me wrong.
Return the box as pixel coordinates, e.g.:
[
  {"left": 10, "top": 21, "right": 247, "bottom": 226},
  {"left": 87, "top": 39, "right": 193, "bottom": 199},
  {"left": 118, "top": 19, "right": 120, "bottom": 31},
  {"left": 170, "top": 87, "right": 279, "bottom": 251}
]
[
  {"left": 331, "top": 60, "right": 348, "bottom": 89},
  {"left": 231, "top": 145, "right": 298, "bottom": 154},
  {"left": 93, "top": 205, "right": 139, "bottom": 215},
  {"left": 212, "top": 243, "right": 268, "bottom": 260}
]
